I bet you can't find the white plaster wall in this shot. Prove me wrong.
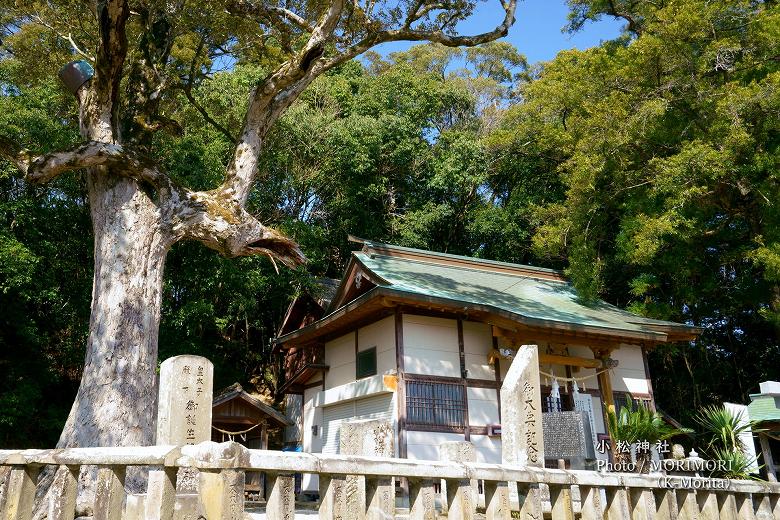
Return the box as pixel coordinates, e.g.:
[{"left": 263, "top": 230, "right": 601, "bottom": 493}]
[
  {"left": 467, "top": 387, "right": 500, "bottom": 427},
  {"left": 406, "top": 430, "right": 465, "bottom": 461},
  {"left": 283, "top": 394, "right": 302, "bottom": 444},
  {"left": 324, "top": 333, "right": 355, "bottom": 390},
  {"left": 565, "top": 345, "right": 599, "bottom": 389},
  {"left": 302, "top": 384, "right": 323, "bottom": 454},
  {"left": 358, "top": 316, "right": 395, "bottom": 375},
  {"left": 301, "top": 383, "right": 323, "bottom": 492},
  {"left": 462, "top": 321, "right": 495, "bottom": 380},
  {"left": 471, "top": 434, "right": 502, "bottom": 464},
  {"left": 611, "top": 344, "right": 650, "bottom": 395},
  {"left": 590, "top": 395, "right": 606, "bottom": 435},
  {"left": 403, "top": 315, "right": 460, "bottom": 377}
]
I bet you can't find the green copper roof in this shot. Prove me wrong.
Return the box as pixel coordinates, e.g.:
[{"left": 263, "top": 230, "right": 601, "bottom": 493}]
[
  {"left": 352, "top": 248, "right": 697, "bottom": 340},
  {"left": 748, "top": 395, "right": 780, "bottom": 424}
]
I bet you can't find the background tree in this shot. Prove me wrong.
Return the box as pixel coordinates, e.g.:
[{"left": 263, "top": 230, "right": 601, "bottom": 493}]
[{"left": 525, "top": 0, "right": 780, "bottom": 417}]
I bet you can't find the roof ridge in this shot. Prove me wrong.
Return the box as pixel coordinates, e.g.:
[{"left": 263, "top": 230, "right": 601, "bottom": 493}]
[
  {"left": 356, "top": 251, "right": 569, "bottom": 288},
  {"left": 359, "top": 240, "right": 566, "bottom": 280}
]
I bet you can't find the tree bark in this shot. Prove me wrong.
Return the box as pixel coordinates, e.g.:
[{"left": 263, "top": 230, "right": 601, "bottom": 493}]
[
  {"left": 33, "top": 172, "right": 171, "bottom": 518},
  {"left": 61, "top": 174, "right": 170, "bottom": 451}
]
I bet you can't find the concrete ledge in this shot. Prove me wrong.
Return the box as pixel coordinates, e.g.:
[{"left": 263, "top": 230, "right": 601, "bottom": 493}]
[{"left": 312, "top": 374, "right": 396, "bottom": 408}]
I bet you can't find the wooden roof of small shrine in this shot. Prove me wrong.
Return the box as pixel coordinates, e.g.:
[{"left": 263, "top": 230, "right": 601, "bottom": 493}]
[
  {"left": 276, "top": 239, "right": 701, "bottom": 349},
  {"left": 212, "top": 383, "right": 291, "bottom": 428}
]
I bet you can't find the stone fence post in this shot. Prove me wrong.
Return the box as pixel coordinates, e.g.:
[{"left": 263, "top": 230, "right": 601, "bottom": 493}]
[
  {"left": 178, "top": 441, "right": 249, "bottom": 520},
  {"left": 145, "top": 355, "right": 214, "bottom": 520},
  {"left": 331, "top": 418, "right": 395, "bottom": 520},
  {"left": 440, "top": 441, "right": 477, "bottom": 516}
]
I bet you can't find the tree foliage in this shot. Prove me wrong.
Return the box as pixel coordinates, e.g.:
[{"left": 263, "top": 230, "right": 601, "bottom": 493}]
[{"left": 524, "top": 0, "right": 780, "bottom": 419}]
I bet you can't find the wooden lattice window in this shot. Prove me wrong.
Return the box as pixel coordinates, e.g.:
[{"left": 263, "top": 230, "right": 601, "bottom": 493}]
[{"left": 406, "top": 379, "right": 466, "bottom": 430}]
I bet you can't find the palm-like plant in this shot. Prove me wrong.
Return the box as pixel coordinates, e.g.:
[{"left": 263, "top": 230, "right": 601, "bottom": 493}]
[
  {"left": 606, "top": 397, "right": 692, "bottom": 471},
  {"left": 693, "top": 405, "right": 758, "bottom": 455},
  {"left": 607, "top": 398, "right": 691, "bottom": 445},
  {"left": 693, "top": 405, "right": 763, "bottom": 479},
  {"left": 711, "top": 447, "right": 761, "bottom": 480}
]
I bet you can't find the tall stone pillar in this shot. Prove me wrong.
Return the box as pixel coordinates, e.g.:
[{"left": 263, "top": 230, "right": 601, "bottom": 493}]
[
  {"left": 147, "top": 355, "right": 214, "bottom": 520},
  {"left": 501, "top": 345, "right": 544, "bottom": 466},
  {"left": 500, "top": 345, "right": 544, "bottom": 514}
]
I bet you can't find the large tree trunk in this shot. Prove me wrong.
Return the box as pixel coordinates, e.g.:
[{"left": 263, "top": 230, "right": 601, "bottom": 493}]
[
  {"left": 34, "top": 173, "right": 171, "bottom": 518},
  {"left": 60, "top": 173, "right": 169, "bottom": 450}
]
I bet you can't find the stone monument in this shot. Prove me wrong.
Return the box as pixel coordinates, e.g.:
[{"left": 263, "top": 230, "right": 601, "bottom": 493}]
[
  {"left": 156, "top": 355, "right": 214, "bottom": 446},
  {"left": 500, "top": 344, "right": 544, "bottom": 517},
  {"left": 542, "top": 411, "right": 596, "bottom": 468},
  {"left": 501, "top": 345, "right": 544, "bottom": 466},
  {"left": 145, "top": 355, "right": 214, "bottom": 520}
]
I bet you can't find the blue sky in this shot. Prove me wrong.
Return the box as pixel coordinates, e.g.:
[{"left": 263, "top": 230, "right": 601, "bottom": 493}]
[{"left": 376, "top": 0, "right": 625, "bottom": 64}]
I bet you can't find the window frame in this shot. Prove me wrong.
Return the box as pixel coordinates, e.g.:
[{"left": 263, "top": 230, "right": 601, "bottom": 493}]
[
  {"left": 355, "top": 346, "right": 377, "bottom": 379},
  {"left": 405, "top": 377, "right": 468, "bottom": 432}
]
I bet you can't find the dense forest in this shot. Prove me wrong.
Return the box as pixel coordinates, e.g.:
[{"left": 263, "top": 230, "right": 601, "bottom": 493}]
[{"left": 1, "top": 0, "right": 779, "bottom": 448}]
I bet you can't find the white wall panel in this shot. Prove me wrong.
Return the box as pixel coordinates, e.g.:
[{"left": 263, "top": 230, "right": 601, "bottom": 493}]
[
  {"left": 467, "top": 387, "right": 500, "bottom": 426},
  {"left": 406, "top": 430, "right": 465, "bottom": 461},
  {"left": 403, "top": 315, "right": 460, "bottom": 376}
]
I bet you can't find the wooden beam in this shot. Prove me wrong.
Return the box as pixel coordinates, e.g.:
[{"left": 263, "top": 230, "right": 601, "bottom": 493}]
[
  {"left": 458, "top": 319, "right": 470, "bottom": 442},
  {"left": 598, "top": 369, "right": 615, "bottom": 416},
  {"left": 538, "top": 353, "right": 602, "bottom": 369},
  {"left": 492, "top": 324, "right": 623, "bottom": 350},
  {"left": 759, "top": 433, "right": 778, "bottom": 482},
  {"left": 395, "top": 308, "right": 407, "bottom": 460}
]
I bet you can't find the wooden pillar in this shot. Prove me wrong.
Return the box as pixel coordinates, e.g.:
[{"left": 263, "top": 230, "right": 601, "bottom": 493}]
[
  {"left": 394, "top": 307, "right": 409, "bottom": 502},
  {"left": 758, "top": 433, "right": 777, "bottom": 482},
  {"left": 593, "top": 349, "right": 616, "bottom": 416},
  {"left": 395, "top": 308, "right": 407, "bottom": 460},
  {"left": 260, "top": 421, "right": 269, "bottom": 501},
  {"left": 592, "top": 346, "right": 617, "bottom": 459}
]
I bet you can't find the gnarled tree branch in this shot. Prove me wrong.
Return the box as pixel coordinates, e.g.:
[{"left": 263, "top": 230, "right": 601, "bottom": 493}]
[
  {"left": 220, "top": 0, "right": 517, "bottom": 207},
  {"left": 0, "top": 139, "right": 175, "bottom": 197},
  {"left": 171, "top": 189, "right": 306, "bottom": 267},
  {"left": 28, "top": 142, "right": 171, "bottom": 188},
  {"left": 221, "top": 0, "right": 346, "bottom": 205},
  {"left": 0, "top": 136, "right": 31, "bottom": 174},
  {"left": 225, "top": 0, "right": 314, "bottom": 34}
]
